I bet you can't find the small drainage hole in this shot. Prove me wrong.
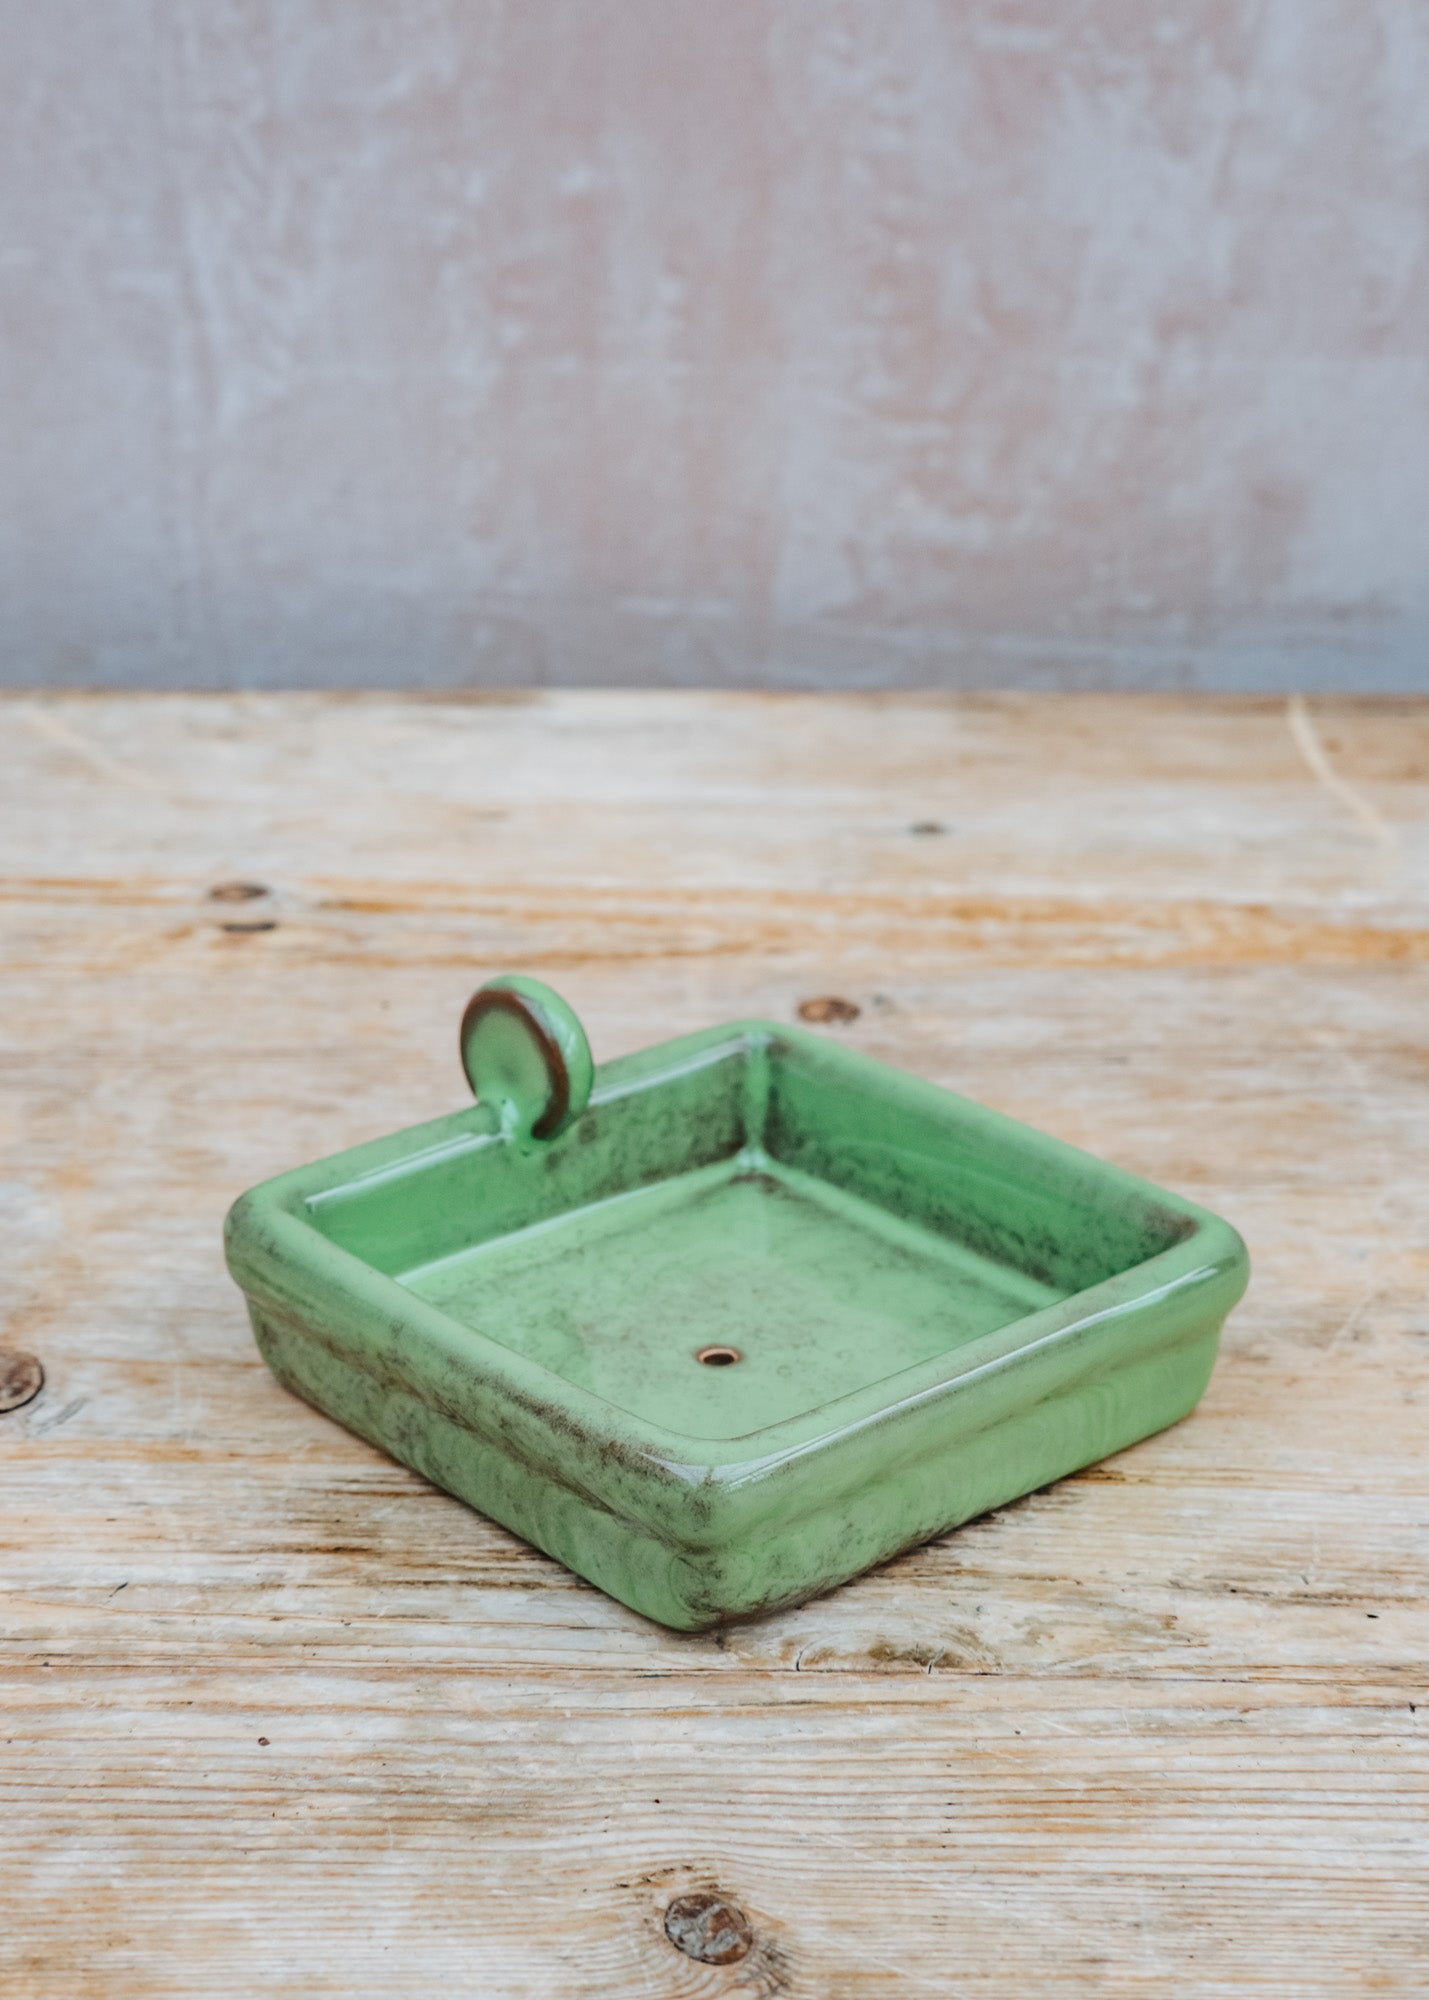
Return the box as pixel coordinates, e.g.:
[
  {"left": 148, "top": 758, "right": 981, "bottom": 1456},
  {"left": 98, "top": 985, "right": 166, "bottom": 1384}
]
[{"left": 695, "top": 1344, "right": 743, "bottom": 1367}]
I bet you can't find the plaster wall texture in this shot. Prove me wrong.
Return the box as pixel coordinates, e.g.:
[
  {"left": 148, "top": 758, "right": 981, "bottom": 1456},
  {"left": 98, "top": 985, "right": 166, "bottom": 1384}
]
[{"left": 2, "top": 3, "right": 1427, "bottom": 690}]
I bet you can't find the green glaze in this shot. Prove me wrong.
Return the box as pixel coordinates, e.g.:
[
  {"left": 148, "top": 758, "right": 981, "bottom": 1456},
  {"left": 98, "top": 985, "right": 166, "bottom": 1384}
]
[
  {"left": 458, "top": 974, "right": 593, "bottom": 1142},
  {"left": 225, "top": 993, "right": 1249, "bottom": 1630}
]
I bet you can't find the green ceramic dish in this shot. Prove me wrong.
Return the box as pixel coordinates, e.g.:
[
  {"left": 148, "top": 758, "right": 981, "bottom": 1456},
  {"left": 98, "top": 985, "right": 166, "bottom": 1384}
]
[{"left": 225, "top": 979, "right": 1248, "bottom": 1630}]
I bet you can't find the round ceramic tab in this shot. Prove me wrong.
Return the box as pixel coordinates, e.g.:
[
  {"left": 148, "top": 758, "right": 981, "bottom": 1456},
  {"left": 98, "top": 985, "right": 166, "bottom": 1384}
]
[{"left": 459, "top": 975, "right": 593, "bottom": 1142}]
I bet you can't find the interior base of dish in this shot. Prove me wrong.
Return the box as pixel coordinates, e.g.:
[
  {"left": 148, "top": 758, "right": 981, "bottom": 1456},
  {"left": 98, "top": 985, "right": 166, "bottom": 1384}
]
[{"left": 400, "top": 1152, "right": 1063, "bottom": 1439}]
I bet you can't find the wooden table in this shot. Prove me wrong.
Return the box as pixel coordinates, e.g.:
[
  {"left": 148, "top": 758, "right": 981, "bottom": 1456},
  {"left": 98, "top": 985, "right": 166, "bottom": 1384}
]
[{"left": 4, "top": 693, "right": 1426, "bottom": 1997}]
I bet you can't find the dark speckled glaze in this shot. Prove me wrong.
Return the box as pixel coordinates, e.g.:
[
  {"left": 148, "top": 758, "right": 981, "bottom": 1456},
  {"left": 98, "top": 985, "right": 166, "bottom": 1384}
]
[{"left": 225, "top": 980, "right": 1249, "bottom": 1630}]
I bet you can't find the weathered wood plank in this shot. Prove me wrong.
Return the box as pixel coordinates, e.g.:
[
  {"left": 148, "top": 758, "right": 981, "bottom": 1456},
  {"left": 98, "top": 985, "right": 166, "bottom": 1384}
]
[{"left": 2, "top": 694, "right": 1426, "bottom": 1995}]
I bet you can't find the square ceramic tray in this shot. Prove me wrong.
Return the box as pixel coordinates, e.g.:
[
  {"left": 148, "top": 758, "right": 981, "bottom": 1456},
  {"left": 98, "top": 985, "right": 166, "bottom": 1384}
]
[{"left": 225, "top": 977, "right": 1248, "bottom": 1630}]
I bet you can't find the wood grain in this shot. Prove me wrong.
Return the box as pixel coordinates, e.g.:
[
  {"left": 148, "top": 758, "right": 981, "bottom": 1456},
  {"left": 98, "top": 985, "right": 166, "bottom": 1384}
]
[{"left": 2, "top": 693, "right": 1426, "bottom": 1996}]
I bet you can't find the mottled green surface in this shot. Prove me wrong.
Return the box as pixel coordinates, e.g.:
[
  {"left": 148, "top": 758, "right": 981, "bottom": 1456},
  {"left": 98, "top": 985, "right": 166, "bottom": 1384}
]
[
  {"left": 226, "top": 1013, "right": 1249, "bottom": 1630},
  {"left": 406, "top": 1158, "right": 1060, "bottom": 1440}
]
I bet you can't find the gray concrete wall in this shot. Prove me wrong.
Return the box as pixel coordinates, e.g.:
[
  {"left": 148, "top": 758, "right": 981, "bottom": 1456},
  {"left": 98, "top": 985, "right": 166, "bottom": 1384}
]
[{"left": 2, "top": 3, "right": 1427, "bottom": 691}]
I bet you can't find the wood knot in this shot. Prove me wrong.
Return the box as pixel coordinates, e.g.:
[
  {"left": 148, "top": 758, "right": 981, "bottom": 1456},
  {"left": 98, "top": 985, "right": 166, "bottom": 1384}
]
[
  {"left": 0, "top": 1350, "right": 45, "bottom": 1413},
  {"left": 663, "top": 1892, "right": 753, "bottom": 1965},
  {"left": 208, "top": 881, "right": 270, "bottom": 903},
  {"left": 797, "top": 996, "right": 860, "bottom": 1025}
]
